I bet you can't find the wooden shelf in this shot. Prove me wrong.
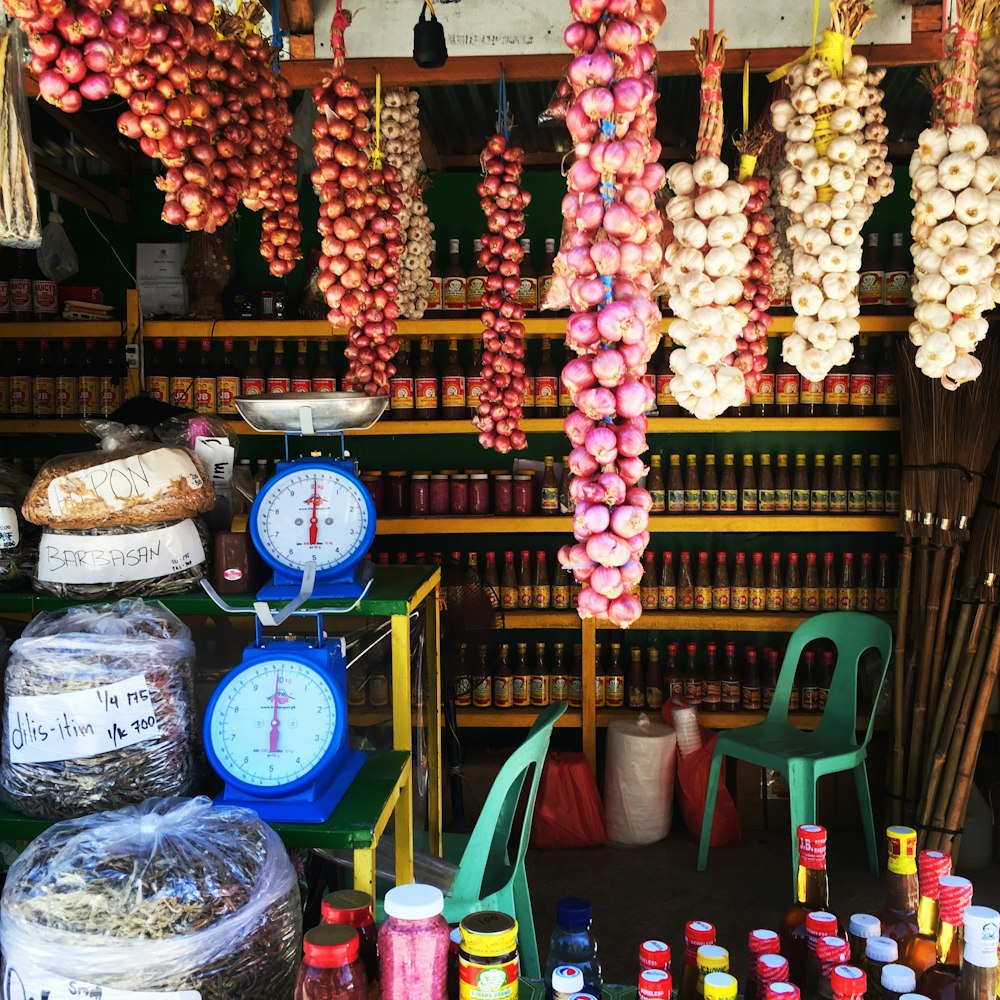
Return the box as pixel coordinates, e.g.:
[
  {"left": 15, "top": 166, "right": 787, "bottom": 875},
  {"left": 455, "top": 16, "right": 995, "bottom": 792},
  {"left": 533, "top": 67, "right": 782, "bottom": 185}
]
[
  {"left": 375, "top": 515, "right": 898, "bottom": 535},
  {"left": 593, "top": 611, "right": 896, "bottom": 631},
  {"left": 1, "top": 320, "right": 124, "bottom": 338},
  {"left": 597, "top": 708, "right": 886, "bottom": 731}
]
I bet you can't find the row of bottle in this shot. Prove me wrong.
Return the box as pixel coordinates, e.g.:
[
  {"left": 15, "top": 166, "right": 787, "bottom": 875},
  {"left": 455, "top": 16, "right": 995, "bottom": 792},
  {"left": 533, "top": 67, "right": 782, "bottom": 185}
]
[
  {"left": 0, "top": 338, "right": 123, "bottom": 417},
  {"left": 646, "top": 453, "right": 901, "bottom": 516},
  {"left": 0, "top": 249, "right": 60, "bottom": 322}
]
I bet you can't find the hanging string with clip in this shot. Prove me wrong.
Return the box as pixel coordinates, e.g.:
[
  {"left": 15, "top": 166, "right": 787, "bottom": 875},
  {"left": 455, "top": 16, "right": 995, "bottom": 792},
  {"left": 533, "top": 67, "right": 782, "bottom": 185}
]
[
  {"left": 371, "top": 72, "right": 384, "bottom": 169},
  {"left": 331, "top": 0, "right": 348, "bottom": 72},
  {"left": 497, "top": 66, "right": 511, "bottom": 142}
]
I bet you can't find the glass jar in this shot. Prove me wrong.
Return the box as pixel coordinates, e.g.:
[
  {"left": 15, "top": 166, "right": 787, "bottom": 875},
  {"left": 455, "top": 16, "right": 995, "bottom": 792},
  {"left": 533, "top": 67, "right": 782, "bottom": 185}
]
[
  {"left": 379, "top": 884, "right": 450, "bottom": 1000},
  {"left": 410, "top": 473, "right": 431, "bottom": 515},
  {"left": 387, "top": 471, "right": 408, "bottom": 515},
  {"left": 322, "top": 890, "right": 378, "bottom": 987},
  {"left": 513, "top": 473, "right": 535, "bottom": 515},
  {"left": 450, "top": 473, "right": 470, "bottom": 514},
  {"left": 469, "top": 473, "right": 490, "bottom": 515},
  {"left": 494, "top": 474, "right": 513, "bottom": 515},
  {"left": 361, "top": 472, "right": 384, "bottom": 516},
  {"left": 458, "top": 911, "right": 519, "bottom": 1000},
  {"left": 429, "top": 474, "right": 449, "bottom": 514},
  {"left": 295, "top": 924, "right": 368, "bottom": 1000}
]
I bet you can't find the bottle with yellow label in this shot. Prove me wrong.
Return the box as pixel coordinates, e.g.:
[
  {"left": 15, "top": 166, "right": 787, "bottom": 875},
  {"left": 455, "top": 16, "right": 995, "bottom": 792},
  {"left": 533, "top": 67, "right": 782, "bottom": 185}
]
[
  {"left": 458, "top": 911, "right": 519, "bottom": 1000},
  {"left": 443, "top": 239, "right": 467, "bottom": 312},
  {"left": 518, "top": 238, "right": 537, "bottom": 313}
]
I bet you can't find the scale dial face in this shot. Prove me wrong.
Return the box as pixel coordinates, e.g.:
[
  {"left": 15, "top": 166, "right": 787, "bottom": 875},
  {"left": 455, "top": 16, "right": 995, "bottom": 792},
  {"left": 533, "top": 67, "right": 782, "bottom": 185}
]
[
  {"left": 208, "top": 656, "right": 339, "bottom": 790},
  {"left": 254, "top": 464, "right": 372, "bottom": 574}
]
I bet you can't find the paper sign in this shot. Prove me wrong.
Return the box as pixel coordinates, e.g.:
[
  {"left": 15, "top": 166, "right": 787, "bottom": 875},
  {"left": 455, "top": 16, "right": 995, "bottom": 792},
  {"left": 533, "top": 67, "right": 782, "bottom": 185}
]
[
  {"left": 8, "top": 673, "right": 163, "bottom": 765},
  {"left": 3, "top": 964, "right": 201, "bottom": 1000},
  {"left": 47, "top": 451, "right": 203, "bottom": 518},
  {"left": 36, "top": 520, "right": 205, "bottom": 586},
  {"left": 194, "top": 437, "right": 235, "bottom": 490},
  {"left": 136, "top": 242, "right": 188, "bottom": 319},
  {"left": 0, "top": 508, "right": 18, "bottom": 550}
]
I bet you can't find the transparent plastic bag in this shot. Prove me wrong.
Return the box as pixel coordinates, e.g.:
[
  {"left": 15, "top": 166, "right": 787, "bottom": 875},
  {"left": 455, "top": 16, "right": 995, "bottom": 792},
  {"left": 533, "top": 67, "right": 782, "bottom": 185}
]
[
  {"left": 1, "top": 796, "right": 301, "bottom": 999},
  {"left": 1, "top": 599, "right": 198, "bottom": 818},
  {"left": 0, "top": 23, "right": 41, "bottom": 249},
  {"left": 37, "top": 195, "right": 78, "bottom": 282}
]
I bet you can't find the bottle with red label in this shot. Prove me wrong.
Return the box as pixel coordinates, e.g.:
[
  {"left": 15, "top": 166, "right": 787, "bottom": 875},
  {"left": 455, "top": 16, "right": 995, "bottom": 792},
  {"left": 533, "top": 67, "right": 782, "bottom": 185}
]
[
  {"left": 440, "top": 337, "right": 466, "bottom": 419},
  {"left": 800, "top": 372, "right": 825, "bottom": 417},
  {"left": 33, "top": 338, "right": 56, "bottom": 416},
  {"left": 194, "top": 338, "right": 216, "bottom": 414},
  {"left": 467, "top": 346, "right": 486, "bottom": 418},
  {"left": 824, "top": 357, "right": 850, "bottom": 417},
  {"left": 32, "top": 260, "right": 58, "bottom": 321},
  {"left": 0, "top": 249, "right": 10, "bottom": 322},
  {"left": 443, "top": 239, "right": 467, "bottom": 313},
  {"left": 750, "top": 370, "right": 775, "bottom": 417},
  {"left": 535, "top": 338, "right": 559, "bottom": 416},
  {"left": 414, "top": 336, "right": 439, "bottom": 419},
  {"left": 242, "top": 338, "right": 266, "bottom": 396},
  {"left": 426, "top": 239, "right": 442, "bottom": 318},
  {"left": 10, "top": 251, "right": 32, "bottom": 322},
  {"left": 467, "top": 238, "right": 486, "bottom": 312},
  {"left": 170, "top": 338, "right": 193, "bottom": 408},
  {"left": 55, "top": 338, "right": 77, "bottom": 417},
  {"left": 267, "top": 340, "right": 291, "bottom": 394},
  {"left": 776, "top": 358, "right": 800, "bottom": 417},
  {"left": 10, "top": 339, "right": 31, "bottom": 415},
  {"left": 849, "top": 334, "right": 875, "bottom": 414},
  {"left": 100, "top": 338, "right": 122, "bottom": 416},
  {"left": 0, "top": 361, "right": 7, "bottom": 415},
  {"left": 518, "top": 238, "right": 538, "bottom": 314},
  {"left": 145, "top": 338, "right": 168, "bottom": 403},
  {"left": 858, "top": 233, "right": 884, "bottom": 308},
  {"left": 312, "top": 339, "right": 336, "bottom": 392},
  {"left": 216, "top": 338, "right": 240, "bottom": 414},
  {"left": 876, "top": 334, "right": 898, "bottom": 416},
  {"left": 290, "top": 339, "right": 312, "bottom": 393},
  {"left": 885, "top": 233, "right": 912, "bottom": 312},
  {"left": 538, "top": 237, "right": 556, "bottom": 313},
  {"left": 389, "top": 341, "right": 415, "bottom": 420},
  {"left": 559, "top": 348, "right": 575, "bottom": 416}
]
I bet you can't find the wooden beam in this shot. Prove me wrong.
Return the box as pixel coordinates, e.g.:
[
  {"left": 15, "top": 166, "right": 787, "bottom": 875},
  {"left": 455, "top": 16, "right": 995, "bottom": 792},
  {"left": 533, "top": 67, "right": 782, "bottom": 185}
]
[
  {"left": 419, "top": 120, "right": 442, "bottom": 173},
  {"left": 38, "top": 103, "right": 134, "bottom": 175},
  {"left": 34, "top": 159, "right": 129, "bottom": 223},
  {"left": 289, "top": 33, "right": 315, "bottom": 59},
  {"left": 285, "top": 0, "right": 313, "bottom": 35}
]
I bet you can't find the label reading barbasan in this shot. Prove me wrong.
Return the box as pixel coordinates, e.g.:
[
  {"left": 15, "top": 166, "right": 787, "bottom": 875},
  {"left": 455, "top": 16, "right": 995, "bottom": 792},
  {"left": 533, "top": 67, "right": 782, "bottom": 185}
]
[
  {"left": 2, "top": 965, "right": 201, "bottom": 1000},
  {"left": 0, "top": 508, "right": 18, "bottom": 550},
  {"left": 7, "top": 673, "right": 162, "bottom": 765},
  {"left": 36, "top": 519, "right": 206, "bottom": 585},
  {"left": 46, "top": 451, "right": 204, "bottom": 518}
]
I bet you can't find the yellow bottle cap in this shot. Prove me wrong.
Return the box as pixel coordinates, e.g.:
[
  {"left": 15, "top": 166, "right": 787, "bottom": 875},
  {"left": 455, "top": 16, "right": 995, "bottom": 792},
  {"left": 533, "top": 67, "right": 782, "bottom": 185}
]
[
  {"left": 705, "top": 972, "right": 739, "bottom": 1000},
  {"left": 459, "top": 911, "right": 518, "bottom": 957},
  {"left": 886, "top": 826, "right": 918, "bottom": 875}
]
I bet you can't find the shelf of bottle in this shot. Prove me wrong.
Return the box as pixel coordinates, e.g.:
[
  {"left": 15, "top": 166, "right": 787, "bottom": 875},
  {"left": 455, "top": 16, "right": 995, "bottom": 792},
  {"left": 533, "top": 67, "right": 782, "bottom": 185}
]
[
  {"left": 495, "top": 610, "right": 896, "bottom": 631},
  {"left": 374, "top": 515, "right": 898, "bottom": 535},
  {"left": 349, "top": 705, "right": 584, "bottom": 729},
  {"left": 0, "top": 321, "right": 124, "bottom": 339}
]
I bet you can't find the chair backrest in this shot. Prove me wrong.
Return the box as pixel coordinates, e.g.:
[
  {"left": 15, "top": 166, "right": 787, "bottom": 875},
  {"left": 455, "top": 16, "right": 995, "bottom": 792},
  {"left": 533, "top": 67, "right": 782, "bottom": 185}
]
[
  {"left": 450, "top": 701, "right": 568, "bottom": 904},
  {"left": 767, "top": 612, "right": 893, "bottom": 747}
]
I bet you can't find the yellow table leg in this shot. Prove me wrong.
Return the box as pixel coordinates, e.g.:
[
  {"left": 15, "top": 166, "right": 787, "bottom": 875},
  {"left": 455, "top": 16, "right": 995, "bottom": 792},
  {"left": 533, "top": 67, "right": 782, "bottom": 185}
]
[
  {"left": 391, "top": 613, "right": 414, "bottom": 885},
  {"left": 353, "top": 846, "right": 376, "bottom": 900},
  {"left": 582, "top": 617, "right": 597, "bottom": 776},
  {"left": 425, "top": 586, "right": 443, "bottom": 857}
]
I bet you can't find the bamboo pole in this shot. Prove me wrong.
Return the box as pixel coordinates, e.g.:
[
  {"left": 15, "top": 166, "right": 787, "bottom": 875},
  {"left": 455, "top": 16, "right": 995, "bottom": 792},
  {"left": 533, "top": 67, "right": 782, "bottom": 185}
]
[
  {"left": 924, "top": 597, "right": 974, "bottom": 776},
  {"left": 890, "top": 543, "right": 914, "bottom": 826},
  {"left": 927, "top": 546, "right": 963, "bottom": 713}
]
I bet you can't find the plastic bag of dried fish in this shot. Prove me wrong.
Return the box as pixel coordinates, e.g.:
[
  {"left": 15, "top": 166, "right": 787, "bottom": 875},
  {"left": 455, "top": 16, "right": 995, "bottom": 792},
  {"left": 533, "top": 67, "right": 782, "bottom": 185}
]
[
  {"left": 1, "top": 796, "right": 301, "bottom": 999},
  {"left": 1, "top": 599, "right": 197, "bottom": 818}
]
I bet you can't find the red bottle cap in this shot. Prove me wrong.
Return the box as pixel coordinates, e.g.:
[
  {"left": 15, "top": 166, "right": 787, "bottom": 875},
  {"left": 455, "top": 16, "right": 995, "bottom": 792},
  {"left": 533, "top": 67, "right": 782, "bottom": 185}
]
[
  {"left": 684, "top": 921, "right": 716, "bottom": 965},
  {"left": 806, "top": 911, "right": 839, "bottom": 947},
  {"left": 757, "top": 954, "right": 790, "bottom": 984},
  {"left": 917, "top": 849, "right": 952, "bottom": 899},
  {"left": 766, "top": 985, "right": 800, "bottom": 1000},
  {"left": 817, "top": 936, "right": 850, "bottom": 976},
  {"left": 638, "top": 969, "right": 672, "bottom": 999},
  {"left": 303, "top": 925, "right": 360, "bottom": 968},
  {"left": 797, "top": 824, "right": 827, "bottom": 869},
  {"left": 321, "top": 890, "right": 375, "bottom": 929},
  {"left": 938, "top": 875, "right": 974, "bottom": 926},
  {"left": 749, "top": 929, "right": 781, "bottom": 955},
  {"left": 830, "top": 965, "right": 866, "bottom": 1000},
  {"left": 640, "top": 940, "right": 671, "bottom": 971}
]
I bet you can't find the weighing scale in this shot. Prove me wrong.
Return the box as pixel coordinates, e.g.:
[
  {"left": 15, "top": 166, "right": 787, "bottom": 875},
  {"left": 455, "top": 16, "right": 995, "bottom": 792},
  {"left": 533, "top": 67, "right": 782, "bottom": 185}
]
[{"left": 200, "top": 393, "right": 386, "bottom": 823}]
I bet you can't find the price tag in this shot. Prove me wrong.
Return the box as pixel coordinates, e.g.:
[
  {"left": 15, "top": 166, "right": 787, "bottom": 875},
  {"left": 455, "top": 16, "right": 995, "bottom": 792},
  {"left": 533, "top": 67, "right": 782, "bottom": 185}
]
[
  {"left": 3, "top": 964, "right": 201, "bottom": 1000},
  {"left": 36, "top": 520, "right": 205, "bottom": 585},
  {"left": 0, "top": 508, "right": 18, "bottom": 550},
  {"left": 8, "top": 672, "right": 163, "bottom": 764}
]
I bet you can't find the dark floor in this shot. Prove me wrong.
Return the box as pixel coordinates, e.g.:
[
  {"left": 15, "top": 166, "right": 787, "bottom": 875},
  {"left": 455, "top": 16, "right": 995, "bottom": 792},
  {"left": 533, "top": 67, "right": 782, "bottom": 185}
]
[{"left": 524, "top": 827, "right": 1000, "bottom": 988}]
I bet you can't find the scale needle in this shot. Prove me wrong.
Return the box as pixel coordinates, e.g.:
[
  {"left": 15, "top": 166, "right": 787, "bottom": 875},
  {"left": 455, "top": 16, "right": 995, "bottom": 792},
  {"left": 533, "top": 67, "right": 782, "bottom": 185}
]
[
  {"left": 308, "top": 478, "right": 322, "bottom": 545},
  {"left": 269, "top": 670, "right": 281, "bottom": 753}
]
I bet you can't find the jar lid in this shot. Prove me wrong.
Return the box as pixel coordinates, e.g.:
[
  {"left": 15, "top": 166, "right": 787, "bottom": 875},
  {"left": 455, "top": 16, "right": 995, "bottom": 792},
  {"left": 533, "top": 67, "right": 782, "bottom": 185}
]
[
  {"left": 321, "top": 889, "right": 374, "bottom": 927},
  {"left": 514, "top": 473, "right": 534, "bottom": 480},
  {"left": 451, "top": 473, "right": 469, "bottom": 480},
  {"left": 440, "top": 469, "right": 458, "bottom": 475},
  {"left": 865, "top": 936, "right": 898, "bottom": 964},
  {"left": 303, "top": 924, "right": 360, "bottom": 968},
  {"left": 459, "top": 910, "right": 518, "bottom": 956},
  {"left": 552, "top": 965, "right": 585, "bottom": 992},
  {"left": 430, "top": 474, "right": 447, "bottom": 480},
  {"left": 640, "top": 940, "right": 671, "bottom": 970},
  {"left": 412, "top": 473, "right": 430, "bottom": 480},
  {"left": 471, "top": 474, "right": 489, "bottom": 480},
  {"left": 383, "top": 883, "right": 444, "bottom": 921},
  {"left": 962, "top": 905, "right": 1000, "bottom": 968},
  {"left": 467, "top": 469, "right": 485, "bottom": 475},
  {"left": 388, "top": 471, "right": 408, "bottom": 477},
  {"left": 704, "top": 972, "right": 737, "bottom": 1000},
  {"left": 494, "top": 473, "right": 512, "bottom": 480},
  {"left": 848, "top": 914, "right": 880, "bottom": 938},
  {"left": 881, "top": 965, "right": 916, "bottom": 993},
  {"left": 696, "top": 945, "right": 729, "bottom": 971}
]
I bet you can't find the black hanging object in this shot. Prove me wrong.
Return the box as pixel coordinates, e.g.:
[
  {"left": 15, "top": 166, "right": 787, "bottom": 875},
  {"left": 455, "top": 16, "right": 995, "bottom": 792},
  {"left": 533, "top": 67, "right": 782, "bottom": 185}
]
[{"left": 413, "top": 3, "right": 447, "bottom": 68}]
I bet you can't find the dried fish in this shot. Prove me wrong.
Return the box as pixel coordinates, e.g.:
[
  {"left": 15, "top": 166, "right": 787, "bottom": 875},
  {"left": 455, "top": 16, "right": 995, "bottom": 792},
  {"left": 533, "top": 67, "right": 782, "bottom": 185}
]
[{"left": 0, "top": 26, "right": 41, "bottom": 248}]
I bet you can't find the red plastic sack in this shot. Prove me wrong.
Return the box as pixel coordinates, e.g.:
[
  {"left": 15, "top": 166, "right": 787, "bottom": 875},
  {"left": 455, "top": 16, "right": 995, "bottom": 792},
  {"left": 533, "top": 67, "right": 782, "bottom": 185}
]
[{"left": 530, "top": 751, "right": 607, "bottom": 849}]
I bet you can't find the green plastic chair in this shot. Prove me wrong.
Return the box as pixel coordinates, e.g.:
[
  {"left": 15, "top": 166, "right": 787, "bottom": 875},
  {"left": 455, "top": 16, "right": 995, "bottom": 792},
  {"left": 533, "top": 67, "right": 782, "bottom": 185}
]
[
  {"left": 696, "top": 613, "right": 892, "bottom": 888},
  {"left": 380, "top": 700, "right": 567, "bottom": 977}
]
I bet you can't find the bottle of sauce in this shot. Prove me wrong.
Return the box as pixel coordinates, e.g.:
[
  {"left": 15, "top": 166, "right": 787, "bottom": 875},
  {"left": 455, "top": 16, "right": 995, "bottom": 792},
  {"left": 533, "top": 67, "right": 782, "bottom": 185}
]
[
  {"left": 312, "top": 340, "right": 336, "bottom": 393},
  {"left": 539, "top": 238, "right": 556, "bottom": 311},
  {"left": 10, "top": 251, "right": 32, "bottom": 321},
  {"left": 875, "top": 552, "right": 893, "bottom": 612},
  {"left": 645, "top": 646, "right": 663, "bottom": 710},
  {"left": 288, "top": 339, "right": 310, "bottom": 393},
  {"left": 684, "top": 455, "right": 701, "bottom": 512},
  {"left": 467, "top": 238, "right": 486, "bottom": 311},
  {"left": 800, "top": 371, "right": 825, "bottom": 417},
  {"left": 780, "top": 825, "right": 836, "bottom": 984},
  {"left": 267, "top": 340, "right": 291, "bottom": 393},
  {"left": 766, "top": 552, "right": 784, "bottom": 612},
  {"left": 712, "top": 551, "right": 730, "bottom": 610},
  {"left": 443, "top": 239, "right": 466, "bottom": 313},
  {"left": 857, "top": 552, "right": 874, "bottom": 611},
  {"left": 518, "top": 350, "right": 535, "bottom": 417},
  {"left": 388, "top": 342, "right": 415, "bottom": 420},
  {"left": 500, "top": 551, "right": 517, "bottom": 611},
  {"left": 641, "top": 551, "right": 658, "bottom": 610},
  {"left": 100, "top": 338, "right": 122, "bottom": 416},
  {"left": 55, "top": 338, "right": 77, "bottom": 418},
  {"left": 33, "top": 338, "right": 56, "bottom": 416},
  {"left": 758, "top": 454, "right": 776, "bottom": 513},
  {"left": 0, "top": 251, "right": 8, "bottom": 323},
  {"left": 471, "top": 644, "right": 492, "bottom": 708},
  {"left": 848, "top": 916, "right": 882, "bottom": 967},
  {"left": 678, "top": 551, "right": 695, "bottom": 610},
  {"left": 680, "top": 923, "right": 717, "bottom": 1000},
  {"left": 606, "top": 642, "right": 625, "bottom": 708},
  {"left": 830, "top": 455, "right": 848, "bottom": 513},
  {"left": 659, "top": 551, "right": 676, "bottom": 610},
  {"left": 876, "top": 335, "right": 899, "bottom": 416},
  {"left": 742, "top": 648, "right": 762, "bottom": 711},
  {"left": 902, "top": 850, "right": 954, "bottom": 979},
  {"left": 647, "top": 454, "right": 665, "bottom": 513},
  {"left": 531, "top": 642, "right": 551, "bottom": 707},
  {"left": 791, "top": 454, "right": 810, "bottom": 512},
  {"left": 720, "top": 454, "right": 738, "bottom": 513},
  {"left": 839, "top": 553, "right": 857, "bottom": 610},
  {"left": 849, "top": 335, "right": 876, "bottom": 415},
  {"left": 751, "top": 369, "right": 775, "bottom": 417},
  {"left": 811, "top": 454, "right": 829, "bottom": 513},
  {"left": 535, "top": 339, "right": 559, "bottom": 416},
  {"left": 294, "top": 924, "right": 368, "bottom": 1000},
  {"left": 740, "top": 454, "right": 758, "bottom": 513},
  {"left": 800, "top": 651, "right": 819, "bottom": 710},
  {"left": 191, "top": 338, "right": 215, "bottom": 413},
  {"left": 803, "top": 552, "right": 821, "bottom": 612},
  {"left": 701, "top": 454, "right": 720, "bottom": 513},
  {"left": 517, "top": 550, "right": 532, "bottom": 609},
  {"left": 518, "top": 238, "right": 537, "bottom": 314},
  {"left": 775, "top": 454, "right": 792, "bottom": 512},
  {"left": 702, "top": 642, "right": 721, "bottom": 711},
  {"left": 867, "top": 455, "right": 885, "bottom": 513},
  {"left": 321, "top": 890, "right": 379, "bottom": 988},
  {"left": 78, "top": 339, "right": 99, "bottom": 417},
  {"left": 533, "top": 550, "right": 550, "bottom": 609},
  {"left": 440, "top": 337, "right": 466, "bottom": 419},
  {"left": 551, "top": 643, "right": 570, "bottom": 703},
  {"left": 859, "top": 232, "right": 885, "bottom": 308},
  {"left": 885, "top": 234, "right": 912, "bottom": 312},
  {"left": 720, "top": 643, "right": 741, "bottom": 712},
  {"left": 145, "top": 338, "right": 169, "bottom": 403},
  {"left": 749, "top": 552, "right": 766, "bottom": 611},
  {"left": 820, "top": 552, "right": 838, "bottom": 610},
  {"left": 32, "top": 257, "right": 58, "bottom": 321},
  {"left": 559, "top": 350, "right": 575, "bottom": 417},
  {"left": 915, "top": 875, "right": 973, "bottom": 1000},
  {"left": 595, "top": 643, "right": 607, "bottom": 709},
  {"left": 663, "top": 642, "right": 682, "bottom": 699},
  {"left": 694, "top": 550, "right": 712, "bottom": 610},
  {"left": 242, "top": 338, "right": 266, "bottom": 395},
  {"left": 682, "top": 642, "right": 701, "bottom": 706},
  {"left": 414, "top": 336, "right": 439, "bottom": 419},
  {"left": 825, "top": 357, "right": 851, "bottom": 416},
  {"left": 558, "top": 457, "right": 573, "bottom": 515},
  {"left": 668, "top": 454, "right": 685, "bottom": 512},
  {"left": 216, "top": 338, "right": 241, "bottom": 413},
  {"left": 426, "top": 239, "right": 443, "bottom": 318},
  {"left": 955, "top": 907, "right": 999, "bottom": 1000},
  {"left": 540, "top": 456, "right": 559, "bottom": 514},
  {"left": 511, "top": 642, "right": 530, "bottom": 707},
  {"left": 568, "top": 643, "right": 583, "bottom": 709},
  {"left": 849, "top": 454, "right": 866, "bottom": 513},
  {"left": 7, "top": 338, "right": 28, "bottom": 416},
  {"left": 467, "top": 347, "right": 486, "bottom": 418},
  {"left": 776, "top": 358, "right": 801, "bottom": 416},
  {"left": 731, "top": 551, "right": 749, "bottom": 611},
  {"left": 879, "top": 827, "right": 920, "bottom": 948},
  {"left": 886, "top": 456, "right": 901, "bottom": 515},
  {"left": 784, "top": 552, "right": 802, "bottom": 611}
]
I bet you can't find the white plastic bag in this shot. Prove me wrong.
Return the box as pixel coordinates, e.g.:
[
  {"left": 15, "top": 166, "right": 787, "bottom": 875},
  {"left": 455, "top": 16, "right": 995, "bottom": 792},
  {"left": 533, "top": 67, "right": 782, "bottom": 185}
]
[{"left": 37, "top": 194, "right": 78, "bottom": 282}]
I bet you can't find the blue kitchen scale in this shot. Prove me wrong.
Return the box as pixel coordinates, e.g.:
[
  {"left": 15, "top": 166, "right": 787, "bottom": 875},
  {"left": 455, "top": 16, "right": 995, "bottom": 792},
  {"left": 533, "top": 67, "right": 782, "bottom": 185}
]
[{"left": 199, "top": 393, "right": 387, "bottom": 823}]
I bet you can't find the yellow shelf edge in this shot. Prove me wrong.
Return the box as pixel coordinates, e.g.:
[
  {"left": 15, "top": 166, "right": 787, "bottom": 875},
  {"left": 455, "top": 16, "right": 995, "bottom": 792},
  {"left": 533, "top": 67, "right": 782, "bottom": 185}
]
[{"left": 1, "top": 321, "right": 125, "bottom": 338}]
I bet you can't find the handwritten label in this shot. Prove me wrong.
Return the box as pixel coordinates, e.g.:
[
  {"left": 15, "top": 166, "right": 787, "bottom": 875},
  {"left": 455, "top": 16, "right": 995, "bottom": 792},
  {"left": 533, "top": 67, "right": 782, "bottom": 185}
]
[
  {"left": 193, "top": 437, "right": 235, "bottom": 490},
  {"left": 47, "top": 450, "right": 204, "bottom": 517},
  {"left": 36, "top": 520, "right": 205, "bottom": 585},
  {"left": 3, "top": 965, "right": 199, "bottom": 1000},
  {"left": 0, "top": 508, "right": 18, "bottom": 550},
  {"left": 7, "top": 673, "right": 162, "bottom": 764}
]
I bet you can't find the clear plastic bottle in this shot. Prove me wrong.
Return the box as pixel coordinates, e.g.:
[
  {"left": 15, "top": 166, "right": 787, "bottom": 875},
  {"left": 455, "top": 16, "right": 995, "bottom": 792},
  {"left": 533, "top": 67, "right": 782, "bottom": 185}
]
[
  {"left": 544, "top": 898, "right": 603, "bottom": 1000},
  {"left": 379, "top": 884, "right": 450, "bottom": 1000}
]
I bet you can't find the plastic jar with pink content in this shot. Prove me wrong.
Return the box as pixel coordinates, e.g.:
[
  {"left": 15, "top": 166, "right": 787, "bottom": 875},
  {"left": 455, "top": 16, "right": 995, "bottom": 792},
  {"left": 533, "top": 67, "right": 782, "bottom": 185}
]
[{"left": 378, "top": 883, "right": 450, "bottom": 1000}]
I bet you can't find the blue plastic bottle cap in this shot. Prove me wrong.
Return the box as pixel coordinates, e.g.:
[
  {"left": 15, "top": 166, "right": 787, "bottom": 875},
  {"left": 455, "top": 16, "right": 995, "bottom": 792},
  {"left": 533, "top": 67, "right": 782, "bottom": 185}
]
[{"left": 556, "top": 897, "right": 593, "bottom": 929}]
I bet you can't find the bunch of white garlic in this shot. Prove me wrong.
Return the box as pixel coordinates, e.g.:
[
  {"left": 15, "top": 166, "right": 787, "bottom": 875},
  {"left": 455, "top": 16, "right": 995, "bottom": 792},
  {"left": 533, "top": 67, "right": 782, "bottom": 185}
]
[
  {"left": 771, "top": 52, "right": 894, "bottom": 382},
  {"left": 661, "top": 155, "right": 752, "bottom": 419},
  {"left": 978, "top": 35, "right": 1000, "bottom": 150},
  {"left": 908, "top": 123, "right": 1000, "bottom": 386},
  {"left": 380, "top": 89, "right": 434, "bottom": 318}
]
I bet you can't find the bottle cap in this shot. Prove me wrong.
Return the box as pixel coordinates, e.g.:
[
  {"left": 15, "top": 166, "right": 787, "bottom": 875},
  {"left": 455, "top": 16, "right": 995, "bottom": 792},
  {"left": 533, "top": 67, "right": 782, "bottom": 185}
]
[
  {"left": 321, "top": 890, "right": 374, "bottom": 928},
  {"left": 797, "top": 824, "right": 827, "bottom": 868},
  {"left": 962, "top": 905, "right": 1000, "bottom": 968},
  {"left": 570, "top": 996, "right": 600, "bottom": 1000},
  {"left": 865, "top": 936, "right": 898, "bottom": 964},
  {"left": 806, "top": 911, "right": 839, "bottom": 944},
  {"left": 848, "top": 914, "right": 880, "bottom": 939},
  {"left": 450, "top": 927, "right": 462, "bottom": 954},
  {"left": 638, "top": 969, "right": 672, "bottom": 999},
  {"left": 938, "top": 875, "right": 974, "bottom": 925},
  {"left": 383, "top": 883, "right": 444, "bottom": 920},
  {"left": 556, "top": 897, "right": 593, "bottom": 930},
  {"left": 684, "top": 920, "right": 716, "bottom": 965},
  {"left": 640, "top": 940, "right": 671, "bottom": 971},
  {"left": 757, "top": 954, "right": 790, "bottom": 984},
  {"left": 696, "top": 945, "right": 729, "bottom": 972},
  {"left": 881, "top": 964, "right": 917, "bottom": 993},
  {"left": 552, "top": 966, "right": 585, "bottom": 992},
  {"left": 704, "top": 972, "right": 738, "bottom": 1000},
  {"left": 830, "top": 965, "right": 866, "bottom": 1000},
  {"left": 886, "top": 826, "right": 918, "bottom": 875},
  {"left": 817, "top": 936, "right": 850, "bottom": 973},
  {"left": 766, "top": 985, "right": 800, "bottom": 1000},
  {"left": 749, "top": 929, "right": 781, "bottom": 955},
  {"left": 460, "top": 911, "right": 518, "bottom": 957},
  {"left": 303, "top": 924, "right": 360, "bottom": 968},
  {"left": 918, "top": 850, "right": 952, "bottom": 899},
  {"left": 899, "top": 995, "right": 932, "bottom": 1000}
]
